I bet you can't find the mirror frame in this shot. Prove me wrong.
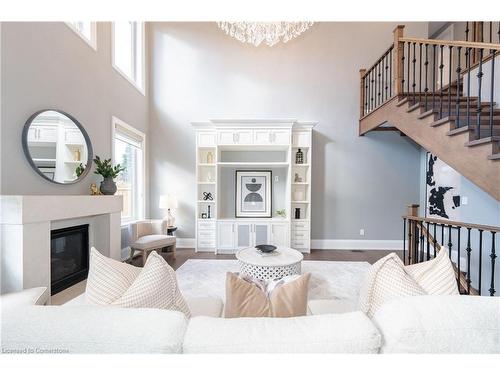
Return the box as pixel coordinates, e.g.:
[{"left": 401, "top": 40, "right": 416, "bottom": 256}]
[{"left": 22, "top": 109, "right": 94, "bottom": 185}]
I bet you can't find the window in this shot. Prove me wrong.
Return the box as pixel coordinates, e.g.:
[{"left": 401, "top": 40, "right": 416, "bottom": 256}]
[
  {"left": 112, "top": 117, "right": 145, "bottom": 223},
  {"left": 65, "top": 22, "right": 97, "bottom": 50},
  {"left": 112, "top": 22, "right": 145, "bottom": 94}
]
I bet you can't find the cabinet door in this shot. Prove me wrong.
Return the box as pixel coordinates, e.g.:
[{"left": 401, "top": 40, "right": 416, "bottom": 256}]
[
  {"left": 38, "top": 125, "right": 58, "bottom": 143},
  {"left": 253, "top": 130, "right": 272, "bottom": 145},
  {"left": 254, "top": 223, "right": 270, "bottom": 246},
  {"left": 272, "top": 130, "right": 290, "bottom": 145},
  {"left": 236, "top": 223, "right": 252, "bottom": 249},
  {"left": 235, "top": 130, "right": 253, "bottom": 144},
  {"left": 218, "top": 130, "right": 236, "bottom": 145},
  {"left": 197, "top": 132, "right": 216, "bottom": 147},
  {"left": 270, "top": 223, "right": 289, "bottom": 247},
  {"left": 217, "top": 222, "right": 235, "bottom": 250},
  {"left": 292, "top": 131, "right": 311, "bottom": 147}
]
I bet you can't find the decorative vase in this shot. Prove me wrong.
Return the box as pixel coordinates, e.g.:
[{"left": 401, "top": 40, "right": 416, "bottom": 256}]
[
  {"left": 295, "top": 208, "right": 301, "bottom": 219},
  {"left": 206, "top": 151, "right": 214, "bottom": 164},
  {"left": 100, "top": 177, "right": 117, "bottom": 195},
  {"left": 295, "top": 148, "right": 304, "bottom": 164}
]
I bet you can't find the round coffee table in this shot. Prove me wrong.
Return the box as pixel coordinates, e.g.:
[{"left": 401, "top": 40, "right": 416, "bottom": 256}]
[{"left": 236, "top": 246, "right": 304, "bottom": 280}]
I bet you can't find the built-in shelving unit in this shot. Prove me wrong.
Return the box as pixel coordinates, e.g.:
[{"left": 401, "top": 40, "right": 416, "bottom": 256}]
[{"left": 192, "top": 119, "right": 316, "bottom": 254}]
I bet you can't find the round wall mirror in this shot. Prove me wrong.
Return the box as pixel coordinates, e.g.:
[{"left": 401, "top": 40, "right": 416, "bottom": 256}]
[{"left": 22, "top": 110, "right": 93, "bottom": 184}]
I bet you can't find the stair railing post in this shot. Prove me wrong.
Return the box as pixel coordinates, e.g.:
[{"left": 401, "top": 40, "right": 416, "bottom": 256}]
[
  {"left": 359, "top": 68, "right": 366, "bottom": 118},
  {"left": 393, "top": 25, "right": 405, "bottom": 96},
  {"left": 407, "top": 203, "right": 419, "bottom": 264}
]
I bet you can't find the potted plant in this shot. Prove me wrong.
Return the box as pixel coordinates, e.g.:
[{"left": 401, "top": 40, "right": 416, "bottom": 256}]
[{"left": 93, "top": 156, "right": 126, "bottom": 195}]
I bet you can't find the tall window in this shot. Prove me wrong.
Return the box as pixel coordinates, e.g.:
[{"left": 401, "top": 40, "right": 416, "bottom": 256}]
[
  {"left": 113, "top": 117, "right": 145, "bottom": 223},
  {"left": 112, "top": 22, "right": 145, "bottom": 94},
  {"left": 66, "top": 22, "right": 97, "bottom": 50}
]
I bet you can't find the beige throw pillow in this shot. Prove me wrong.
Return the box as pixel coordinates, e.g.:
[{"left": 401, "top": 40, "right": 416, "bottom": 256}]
[
  {"left": 224, "top": 272, "right": 311, "bottom": 318},
  {"left": 85, "top": 247, "right": 142, "bottom": 305},
  {"left": 358, "top": 253, "right": 426, "bottom": 317},
  {"left": 112, "top": 251, "right": 191, "bottom": 318},
  {"left": 405, "top": 249, "right": 459, "bottom": 295}
]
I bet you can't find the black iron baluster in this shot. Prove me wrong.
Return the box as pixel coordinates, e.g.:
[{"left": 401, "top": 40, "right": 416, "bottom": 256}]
[
  {"left": 408, "top": 219, "right": 413, "bottom": 265},
  {"left": 465, "top": 22, "right": 470, "bottom": 41},
  {"left": 414, "top": 220, "right": 419, "bottom": 264},
  {"left": 403, "top": 218, "right": 407, "bottom": 265},
  {"left": 420, "top": 221, "right": 425, "bottom": 263},
  {"left": 389, "top": 48, "right": 393, "bottom": 97},
  {"left": 441, "top": 223, "right": 445, "bottom": 246},
  {"left": 407, "top": 42, "right": 411, "bottom": 95},
  {"left": 419, "top": 43, "right": 422, "bottom": 103},
  {"left": 426, "top": 221, "right": 430, "bottom": 260},
  {"left": 456, "top": 47, "right": 462, "bottom": 127},
  {"left": 489, "top": 232, "right": 496, "bottom": 296},
  {"left": 489, "top": 49, "right": 495, "bottom": 137},
  {"left": 457, "top": 226, "right": 462, "bottom": 290},
  {"left": 432, "top": 44, "right": 436, "bottom": 111},
  {"left": 370, "top": 69, "right": 375, "bottom": 112},
  {"left": 466, "top": 47, "right": 471, "bottom": 128},
  {"left": 476, "top": 48, "right": 484, "bottom": 140},
  {"left": 439, "top": 45, "right": 444, "bottom": 118},
  {"left": 385, "top": 54, "right": 389, "bottom": 102},
  {"left": 424, "top": 44, "right": 429, "bottom": 111},
  {"left": 489, "top": 21, "right": 493, "bottom": 43},
  {"left": 498, "top": 21, "right": 500, "bottom": 43},
  {"left": 448, "top": 46, "right": 453, "bottom": 118},
  {"left": 365, "top": 75, "right": 369, "bottom": 115},
  {"left": 412, "top": 42, "right": 417, "bottom": 103},
  {"left": 479, "top": 229, "right": 483, "bottom": 295},
  {"left": 466, "top": 228, "right": 472, "bottom": 295},
  {"left": 433, "top": 223, "right": 437, "bottom": 257},
  {"left": 448, "top": 224, "right": 453, "bottom": 259},
  {"left": 378, "top": 62, "right": 381, "bottom": 107}
]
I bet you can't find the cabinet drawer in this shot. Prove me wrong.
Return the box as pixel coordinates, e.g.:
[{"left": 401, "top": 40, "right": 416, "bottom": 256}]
[
  {"left": 198, "top": 239, "right": 216, "bottom": 248},
  {"left": 291, "top": 240, "right": 309, "bottom": 249},
  {"left": 198, "top": 221, "right": 216, "bottom": 230},
  {"left": 292, "top": 221, "right": 310, "bottom": 231},
  {"left": 198, "top": 230, "right": 215, "bottom": 239},
  {"left": 272, "top": 130, "right": 290, "bottom": 145},
  {"left": 292, "top": 230, "right": 309, "bottom": 240},
  {"left": 217, "top": 129, "right": 253, "bottom": 145}
]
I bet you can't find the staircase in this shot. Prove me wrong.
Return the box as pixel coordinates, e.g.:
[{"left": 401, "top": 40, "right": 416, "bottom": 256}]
[{"left": 359, "top": 25, "right": 500, "bottom": 201}]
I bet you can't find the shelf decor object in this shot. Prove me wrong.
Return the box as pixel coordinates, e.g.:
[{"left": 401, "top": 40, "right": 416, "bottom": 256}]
[
  {"left": 295, "top": 148, "right": 304, "bottom": 164},
  {"left": 159, "top": 194, "right": 178, "bottom": 227},
  {"left": 192, "top": 119, "right": 316, "bottom": 254},
  {"left": 216, "top": 22, "right": 314, "bottom": 47}
]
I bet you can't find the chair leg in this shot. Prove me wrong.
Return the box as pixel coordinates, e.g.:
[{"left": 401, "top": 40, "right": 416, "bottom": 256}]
[
  {"left": 142, "top": 250, "right": 148, "bottom": 266},
  {"left": 172, "top": 242, "right": 176, "bottom": 260},
  {"left": 129, "top": 248, "right": 135, "bottom": 263}
]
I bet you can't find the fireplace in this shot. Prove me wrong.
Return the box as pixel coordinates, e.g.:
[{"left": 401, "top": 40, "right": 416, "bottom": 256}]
[{"left": 51, "top": 224, "right": 89, "bottom": 295}]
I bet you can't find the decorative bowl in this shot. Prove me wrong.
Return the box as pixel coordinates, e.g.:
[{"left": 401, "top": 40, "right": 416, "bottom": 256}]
[{"left": 255, "top": 244, "right": 277, "bottom": 253}]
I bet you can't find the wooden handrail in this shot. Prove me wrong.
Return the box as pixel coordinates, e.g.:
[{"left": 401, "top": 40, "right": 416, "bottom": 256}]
[
  {"left": 399, "top": 37, "right": 500, "bottom": 51},
  {"left": 403, "top": 215, "right": 500, "bottom": 233}
]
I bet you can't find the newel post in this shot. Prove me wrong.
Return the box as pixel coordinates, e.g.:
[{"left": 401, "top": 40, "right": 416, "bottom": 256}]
[
  {"left": 359, "top": 68, "right": 366, "bottom": 118},
  {"left": 407, "top": 203, "right": 419, "bottom": 264},
  {"left": 393, "top": 25, "right": 405, "bottom": 96}
]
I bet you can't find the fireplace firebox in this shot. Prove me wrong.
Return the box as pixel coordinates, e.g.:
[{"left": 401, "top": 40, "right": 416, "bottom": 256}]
[{"left": 50, "top": 224, "right": 89, "bottom": 295}]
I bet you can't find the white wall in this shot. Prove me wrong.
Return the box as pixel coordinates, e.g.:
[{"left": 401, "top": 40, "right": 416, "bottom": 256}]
[{"left": 148, "top": 22, "right": 428, "bottom": 242}]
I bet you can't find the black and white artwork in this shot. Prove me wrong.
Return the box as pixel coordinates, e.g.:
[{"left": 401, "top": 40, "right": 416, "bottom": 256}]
[
  {"left": 425, "top": 152, "right": 461, "bottom": 220},
  {"left": 236, "top": 170, "right": 272, "bottom": 218}
]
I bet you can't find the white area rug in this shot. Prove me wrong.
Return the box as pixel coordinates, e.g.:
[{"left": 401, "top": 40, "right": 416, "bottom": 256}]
[{"left": 176, "top": 259, "right": 371, "bottom": 302}]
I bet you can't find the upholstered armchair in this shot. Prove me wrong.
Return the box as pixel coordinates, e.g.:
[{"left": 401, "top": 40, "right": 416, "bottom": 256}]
[{"left": 129, "top": 220, "right": 176, "bottom": 265}]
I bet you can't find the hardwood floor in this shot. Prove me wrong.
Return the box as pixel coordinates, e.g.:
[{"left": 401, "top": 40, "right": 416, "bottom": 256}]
[{"left": 131, "top": 248, "right": 402, "bottom": 270}]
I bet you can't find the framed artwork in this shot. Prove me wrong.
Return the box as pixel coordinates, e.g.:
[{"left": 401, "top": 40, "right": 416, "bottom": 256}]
[
  {"left": 425, "top": 152, "right": 461, "bottom": 220},
  {"left": 235, "top": 170, "right": 272, "bottom": 218}
]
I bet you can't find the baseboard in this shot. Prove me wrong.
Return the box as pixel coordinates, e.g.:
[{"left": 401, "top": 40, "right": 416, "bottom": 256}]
[
  {"left": 174, "top": 238, "right": 404, "bottom": 251},
  {"left": 176, "top": 238, "right": 196, "bottom": 248},
  {"left": 310, "top": 239, "right": 404, "bottom": 251}
]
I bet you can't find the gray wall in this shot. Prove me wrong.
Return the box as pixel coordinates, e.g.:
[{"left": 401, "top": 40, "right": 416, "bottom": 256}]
[
  {"left": 1, "top": 22, "right": 149, "bottom": 198},
  {"left": 148, "top": 22, "right": 427, "bottom": 241}
]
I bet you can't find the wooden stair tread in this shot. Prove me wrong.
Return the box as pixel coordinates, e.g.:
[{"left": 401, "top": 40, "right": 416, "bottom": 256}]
[
  {"left": 487, "top": 153, "right": 500, "bottom": 160},
  {"left": 465, "top": 136, "right": 500, "bottom": 147},
  {"left": 447, "top": 126, "right": 500, "bottom": 137}
]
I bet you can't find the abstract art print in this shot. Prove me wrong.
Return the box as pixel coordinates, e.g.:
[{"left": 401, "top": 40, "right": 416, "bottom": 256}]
[
  {"left": 235, "top": 170, "right": 272, "bottom": 218},
  {"left": 425, "top": 152, "right": 461, "bottom": 220}
]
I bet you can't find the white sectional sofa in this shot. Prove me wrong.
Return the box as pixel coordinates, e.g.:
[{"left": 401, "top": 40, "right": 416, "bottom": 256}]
[{"left": 1, "top": 289, "right": 499, "bottom": 354}]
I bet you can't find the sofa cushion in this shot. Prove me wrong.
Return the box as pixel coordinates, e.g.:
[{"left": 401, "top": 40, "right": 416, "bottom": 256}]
[
  {"left": 112, "top": 252, "right": 191, "bottom": 318},
  {"left": 132, "top": 234, "right": 175, "bottom": 250},
  {"left": 0, "top": 287, "right": 48, "bottom": 313},
  {"left": 85, "top": 247, "right": 142, "bottom": 305},
  {"left": 187, "top": 297, "right": 224, "bottom": 317},
  {"left": 1, "top": 305, "right": 187, "bottom": 354},
  {"left": 358, "top": 253, "right": 426, "bottom": 317},
  {"left": 372, "top": 295, "right": 500, "bottom": 353},
  {"left": 308, "top": 299, "right": 358, "bottom": 315},
  {"left": 405, "top": 249, "right": 459, "bottom": 295},
  {"left": 183, "top": 312, "right": 381, "bottom": 353}
]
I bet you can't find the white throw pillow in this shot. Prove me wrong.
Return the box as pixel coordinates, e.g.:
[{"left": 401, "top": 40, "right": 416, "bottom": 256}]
[
  {"left": 405, "top": 249, "right": 459, "bottom": 295},
  {"left": 358, "top": 253, "right": 426, "bottom": 317},
  {"left": 112, "top": 251, "right": 191, "bottom": 318},
  {"left": 85, "top": 247, "right": 142, "bottom": 305}
]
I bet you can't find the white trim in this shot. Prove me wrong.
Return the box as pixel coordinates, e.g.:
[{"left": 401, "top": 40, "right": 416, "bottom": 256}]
[
  {"left": 310, "top": 239, "right": 405, "bottom": 251},
  {"left": 64, "top": 22, "right": 97, "bottom": 51},
  {"left": 111, "top": 116, "right": 146, "bottom": 225},
  {"left": 176, "top": 238, "right": 196, "bottom": 248},
  {"left": 111, "top": 22, "right": 146, "bottom": 96}
]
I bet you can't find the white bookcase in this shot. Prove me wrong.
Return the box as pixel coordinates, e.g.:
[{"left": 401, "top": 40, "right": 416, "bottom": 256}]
[{"left": 192, "top": 119, "right": 316, "bottom": 254}]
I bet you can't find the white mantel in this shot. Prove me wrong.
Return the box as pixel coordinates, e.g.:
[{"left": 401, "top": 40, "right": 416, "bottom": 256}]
[{"left": 0, "top": 195, "right": 122, "bottom": 297}]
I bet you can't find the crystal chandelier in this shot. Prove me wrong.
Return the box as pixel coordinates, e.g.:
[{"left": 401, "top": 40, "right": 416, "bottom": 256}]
[{"left": 216, "top": 22, "right": 314, "bottom": 47}]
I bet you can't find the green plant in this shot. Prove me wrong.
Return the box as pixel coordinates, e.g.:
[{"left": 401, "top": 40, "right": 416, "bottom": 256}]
[
  {"left": 275, "top": 209, "right": 286, "bottom": 218},
  {"left": 75, "top": 163, "right": 85, "bottom": 177},
  {"left": 93, "top": 155, "right": 126, "bottom": 179}
]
